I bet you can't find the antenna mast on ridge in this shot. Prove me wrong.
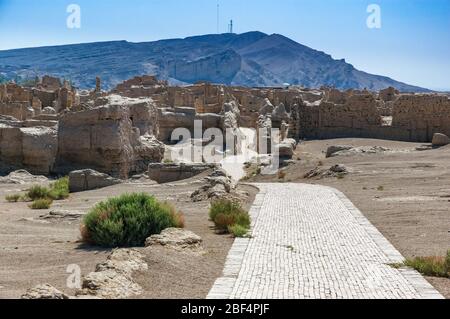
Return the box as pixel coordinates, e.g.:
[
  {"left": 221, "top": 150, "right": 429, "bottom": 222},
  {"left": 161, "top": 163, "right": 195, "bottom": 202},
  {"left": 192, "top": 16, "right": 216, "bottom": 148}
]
[
  {"left": 228, "top": 19, "right": 233, "bottom": 33},
  {"left": 216, "top": 1, "right": 220, "bottom": 34}
]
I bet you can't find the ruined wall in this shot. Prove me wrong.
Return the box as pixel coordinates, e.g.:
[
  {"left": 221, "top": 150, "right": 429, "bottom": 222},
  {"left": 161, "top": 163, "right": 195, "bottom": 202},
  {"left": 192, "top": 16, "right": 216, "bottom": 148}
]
[
  {"left": 57, "top": 103, "right": 164, "bottom": 178},
  {"left": 0, "top": 102, "right": 35, "bottom": 121},
  {"left": 299, "top": 93, "right": 386, "bottom": 140},
  {"left": 391, "top": 95, "right": 450, "bottom": 141},
  {"left": 298, "top": 91, "right": 450, "bottom": 143},
  {"left": 168, "top": 83, "right": 225, "bottom": 114},
  {"left": 158, "top": 107, "right": 222, "bottom": 142},
  {"left": 111, "top": 76, "right": 168, "bottom": 106},
  {"left": 0, "top": 125, "right": 57, "bottom": 174},
  {"left": 57, "top": 105, "right": 136, "bottom": 178}
]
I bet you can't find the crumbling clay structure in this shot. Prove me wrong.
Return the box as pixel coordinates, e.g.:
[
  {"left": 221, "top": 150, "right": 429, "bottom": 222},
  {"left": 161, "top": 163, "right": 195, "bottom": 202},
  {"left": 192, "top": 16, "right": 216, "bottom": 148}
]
[{"left": 1, "top": 74, "right": 449, "bottom": 178}]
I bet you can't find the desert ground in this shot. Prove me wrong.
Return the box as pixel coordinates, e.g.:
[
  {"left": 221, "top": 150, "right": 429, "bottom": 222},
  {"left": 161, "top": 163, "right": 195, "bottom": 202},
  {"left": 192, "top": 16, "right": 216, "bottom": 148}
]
[
  {"left": 0, "top": 171, "right": 257, "bottom": 299},
  {"left": 248, "top": 138, "right": 450, "bottom": 298},
  {"left": 0, "top": 138, "right": 448, "bottom": 299}
]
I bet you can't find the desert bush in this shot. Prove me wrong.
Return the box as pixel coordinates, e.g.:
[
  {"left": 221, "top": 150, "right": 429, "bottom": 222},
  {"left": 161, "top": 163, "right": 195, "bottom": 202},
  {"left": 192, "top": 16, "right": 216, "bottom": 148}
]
[
  {"left": 27, "top": 185, "right": 50, "bottom": 201},
  {"left": 49, "top": 177, "right": 70, "bottom": 200},
  {"left": 5, "top": 194, "right": 21, "bottom": 203},
  {"left": 25, "top": 177, "right": 69, "bottom": 202},
  {"left": 228, "top": 224, "right": 249, "bottom": 238},
  {"left": 29, "top": 198, "right": 53, "bottom": 210},
  {"left": 81, "top": 193, "right": 184, "bottom": 247},
  {"left": 404, "top": 252, "right": 450, "bottom": 278},
  {"left": 209, "top": 199, "right": 250, "bottom": 234}
]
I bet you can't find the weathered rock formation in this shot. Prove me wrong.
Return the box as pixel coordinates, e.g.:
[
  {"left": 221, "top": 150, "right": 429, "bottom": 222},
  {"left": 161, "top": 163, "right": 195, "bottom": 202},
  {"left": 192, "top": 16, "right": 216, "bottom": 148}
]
[
  {"left": 57, "top": 100, "right": 163, "bottom": 178},
  {"left": 1, "top": 75, "right": 450, "bottom": 179},
  {"left": 22, "top": 284, "right": 69, "bottom": 300},
  {"left": 148, "top": 162, "right": 216, "bottom": 184},
  {"left": 145, "top": 228, "right": 203, "bottom": 251},
  {"left": 191, "top": 169, "right": 236, "bottom": 202},
  {"left": 432, "top": 133, "right": 450, "bottom": 147},
  {"left": 68, "top": 169, "right": 122, "bottom": 193},
  {"left": 76, "top": 249, "right": 148, "bottom": 299},
  {"left": 0, "top": 126, "right": 57, "bottom": 175}
]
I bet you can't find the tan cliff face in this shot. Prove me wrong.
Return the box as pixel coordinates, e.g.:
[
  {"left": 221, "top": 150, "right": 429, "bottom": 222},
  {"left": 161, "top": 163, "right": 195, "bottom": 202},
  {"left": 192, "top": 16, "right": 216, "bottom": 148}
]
[{"left": 0, "top": 75, "right": 449, "bottom": 177}]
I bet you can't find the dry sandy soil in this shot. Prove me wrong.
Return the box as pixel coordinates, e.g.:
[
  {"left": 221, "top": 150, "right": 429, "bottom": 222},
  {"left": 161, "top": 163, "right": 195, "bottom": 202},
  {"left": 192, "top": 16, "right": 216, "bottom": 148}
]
[
  {"left": 0, "top": 171, "right": 257, "bottom": 299},
  {"left": 1, "top": 138, "right": 449, "bottom": 299},
  {"left": 249, "top": 138, "right": 450, "bottom": 298}
]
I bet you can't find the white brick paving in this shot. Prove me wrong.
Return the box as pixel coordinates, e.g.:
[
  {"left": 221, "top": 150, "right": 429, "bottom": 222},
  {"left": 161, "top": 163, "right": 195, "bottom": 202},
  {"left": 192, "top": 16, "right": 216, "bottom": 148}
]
[{"left": 208, "top": 183, "right": 444, "bottom": 299}]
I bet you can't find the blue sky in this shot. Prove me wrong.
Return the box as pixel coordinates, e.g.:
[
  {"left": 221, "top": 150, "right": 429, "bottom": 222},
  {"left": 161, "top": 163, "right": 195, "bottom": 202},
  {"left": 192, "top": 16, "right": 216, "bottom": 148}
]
[{"left": 0, "top": 0, "right": 449, "bottom": 90}]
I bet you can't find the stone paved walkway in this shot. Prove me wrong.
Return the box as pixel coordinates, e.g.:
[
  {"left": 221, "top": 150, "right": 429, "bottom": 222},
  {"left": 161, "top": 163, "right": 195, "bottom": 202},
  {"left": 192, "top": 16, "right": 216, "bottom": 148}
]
[{"left": 208, "top": 183, "right": 443, "bottom": 299}]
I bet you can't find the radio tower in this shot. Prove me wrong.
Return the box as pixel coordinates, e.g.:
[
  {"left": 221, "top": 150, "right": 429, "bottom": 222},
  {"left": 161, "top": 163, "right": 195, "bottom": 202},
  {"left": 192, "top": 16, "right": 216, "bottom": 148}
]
[
  {"left": 216, "top": 1, "right": 220, "bottom": 33},
  {"left": 228, "top": 19, "right": 233, "bottom": 33}
]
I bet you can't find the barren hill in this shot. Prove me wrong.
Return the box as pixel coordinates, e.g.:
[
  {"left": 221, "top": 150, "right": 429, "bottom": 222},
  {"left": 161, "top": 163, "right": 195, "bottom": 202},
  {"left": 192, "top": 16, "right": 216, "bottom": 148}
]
[{"left": 0, "top": 31, "right": 428, "bottom": 92}]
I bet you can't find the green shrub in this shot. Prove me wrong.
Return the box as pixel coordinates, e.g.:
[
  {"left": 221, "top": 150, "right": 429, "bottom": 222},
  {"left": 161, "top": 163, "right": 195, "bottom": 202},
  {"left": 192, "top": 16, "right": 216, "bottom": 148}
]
[
  {"left": 209, "top": 199, "right": 251, "bottom": 234},
  {"left": 29, "top": 198, "right": 53, "bottom": 210},
  {"left": 228, "top": 224, "right": 249, "bottom": 238},
  {"left": 5, "top": 194, "right": 21, "bottom": 202},
  {"left": 404, "top": 253, "right": 450, "bottom": 278},
  {"left": 49, "top": 177, "right": 69, "bottom": 200},
  {"left": 80, "top": 193, "right": 184, "bottom": 247},
  {"left": 25, "top": 177, "right": 69, "bottom": 202},
  {"left": 27, "top": 185, "right": 50, "bottom": 201},
  {"left": 445, "top": 250, "right": 450, "bottom": 273}
]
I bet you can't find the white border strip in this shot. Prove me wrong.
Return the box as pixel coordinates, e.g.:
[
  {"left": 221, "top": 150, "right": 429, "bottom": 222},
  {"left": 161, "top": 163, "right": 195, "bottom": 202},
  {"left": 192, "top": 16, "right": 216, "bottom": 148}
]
[{"left": 207, "top": 186, "right": 266, "bottom": 299}]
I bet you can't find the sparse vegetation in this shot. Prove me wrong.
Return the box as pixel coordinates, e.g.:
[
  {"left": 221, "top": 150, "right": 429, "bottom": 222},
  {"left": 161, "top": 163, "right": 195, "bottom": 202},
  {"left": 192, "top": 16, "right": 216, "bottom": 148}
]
[
  {"left": 377, "top": 186, "right": 385, "bottom": 191},
  {"left": 26, "top": 185, "right": 50, "bottom": 201},
  {"left": 80, "top": 193, "right": 184, "bottom": 247},
  {"left": 403, "top": 251, "right": 450, "bottom": 278},
  {"left": 228, "top": 224, "right": 249, "bottom": 238},
  {"left": 393, "top": 251, "right": 450, "bottom": 278},
  {"left": 9, "top": 177, "right": 70, "bottom": 204},
  {"left": 29, "top": 198, "right": 53, "bottom": 210},
  {"left": 5, "top": 194, "right": 21, "bottom": 203},
  {"left": 209, "top": 199, "right": 251, "bottom": 235},
  {"left": 48, "top": 177, "right": 70, "bottom": 200}
]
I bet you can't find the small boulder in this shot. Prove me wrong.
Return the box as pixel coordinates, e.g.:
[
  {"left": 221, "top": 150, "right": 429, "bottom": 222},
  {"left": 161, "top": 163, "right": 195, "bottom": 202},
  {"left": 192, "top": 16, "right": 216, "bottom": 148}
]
[
  {"left": 76, "top": 249, "right": 147, "bottom": 299},
  {"left": 275, "top": 139, "right": 297, "bottom": 159},
  {"left": 0, "top": 170, "right": 48, "bottom": 185},
  {"left": 190, "top": 169, "right": 235, "bottom": 202},
  {"left": 21, "top": 284, "right": 69, "bottom": 299},
  {"left": 145, "top": 228, "right": 202, "bottom": 250},
  {"left": 329, "top": 164, "right": 348, "bottom": 174},
  {"left": 79, "top": 270, "right": 142, "bottom": 299},
  {"left": 39, "top": 210, "right": 85, "bottom": 221},
  {"left": 69, "top": 169, "right": 121, "bottom": 193},
  {"left": 95, "top": 249, "right": 148, "bottom": 275},
  {"left": 41, "top": 107, "right": 57, "bottom": 115},
  {"left": 326, "top": 145, "right": 353, "bottom": 158},
  {"left": 432, "top": 133, "right": 450, "bottom": 147},
  {"left": 304, "top": 164, "right": 349, "bottom": 179}
]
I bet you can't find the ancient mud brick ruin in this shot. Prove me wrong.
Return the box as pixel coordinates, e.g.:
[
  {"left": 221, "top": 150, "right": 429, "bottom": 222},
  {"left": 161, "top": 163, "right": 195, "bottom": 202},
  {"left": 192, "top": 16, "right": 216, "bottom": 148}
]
[{"left": 0, "top": 74, "right": 449, "bottom": 177}]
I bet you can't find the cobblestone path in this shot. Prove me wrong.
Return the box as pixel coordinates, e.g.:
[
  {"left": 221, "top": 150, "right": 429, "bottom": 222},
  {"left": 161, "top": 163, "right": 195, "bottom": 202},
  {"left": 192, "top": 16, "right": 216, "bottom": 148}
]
[{"left": 208, "top": 183, "right": 443, "bottom": 299}]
